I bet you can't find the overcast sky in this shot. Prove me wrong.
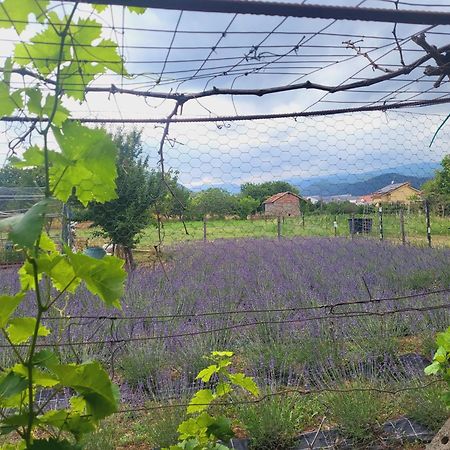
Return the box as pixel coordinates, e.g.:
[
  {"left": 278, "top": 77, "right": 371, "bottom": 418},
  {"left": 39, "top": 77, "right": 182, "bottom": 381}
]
[{"left": 1, "top": 0, "right": 450, "bottom": 189}]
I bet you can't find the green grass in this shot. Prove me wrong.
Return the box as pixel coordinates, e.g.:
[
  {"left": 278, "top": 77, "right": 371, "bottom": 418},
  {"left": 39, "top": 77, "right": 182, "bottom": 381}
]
[{"left": 131, "top": 213, "right": 450, "bottom": 248}]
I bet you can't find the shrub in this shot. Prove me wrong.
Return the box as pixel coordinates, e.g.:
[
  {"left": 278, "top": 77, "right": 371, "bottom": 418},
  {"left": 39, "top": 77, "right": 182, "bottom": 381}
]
[{"left": 235, "top": 394, "right": 324, "bottom": 450}]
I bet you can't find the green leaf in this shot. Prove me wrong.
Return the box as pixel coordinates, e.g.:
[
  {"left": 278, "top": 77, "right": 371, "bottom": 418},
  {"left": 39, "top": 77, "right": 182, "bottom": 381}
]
[
  {"left": 6, "top": 317, "right": 50, "bottom": 344},
  {"left": 424, "top": 361, "right": 441, "bottom": 375},
  {"left": 26, "top": 89, "right": 69, "bottom": 126},
  {"left": 14, "top": 24, "right": 69, "bottom": 75},
  {"left": 215, "top": 381, "right": 232, "bottom": 397},
  {"left": 92, "top": 4, "right": 108, "bottom": 12},
  {"left": 0, "top": 82, "right": 22, "bottom": 116},
  {"left": 52, "top": 122, "right": 118, "bottom": 205},
  {"left": 195, "top": 364, "right": 219, "bottom": 383},
  {"left": 68, "top": 251, "right": 125, "bottom": 308},
  {"left": 0, "top": 0, "right": 49, "bottom": 33},
  {"left": 211, "top": 351, "right": 233, "bottom": 358},
  {"left": 51, "top": 361, "right": 119, "bottom": 420},
  {"left": 434, "top": 346, "right": 448, "bottom": 363},
  {"left": 32, "top": 349, "right": 59, "bottom": 368},
  {"left": 0, "top": 293, "right": 25, "bottom": 328},
  {"left": 60, "top": 61, "right": 105, "bottom": 101},
  {"left": 0, "top": 371, "right": 27, "bottom": 398},
  {"left": 128, "top": 7, "right": 146, "bottom": 14},
  {"left": 187, "top": 389, "right": 215, "bottom": 414},
  {"left": 0, "top": 199, "right": 51, "bottom": 249},
  {"left": 206, "top": 416, "right": 234, "bottom": 441},
  {"left": 12, "top": 364, "right": 59, "bottom": 387},
  {"left": 436, "top": 328, "right": 450, "bottom": 351},
  {"left": 227, "top": 373, "right": 259, "bottom": 396}
]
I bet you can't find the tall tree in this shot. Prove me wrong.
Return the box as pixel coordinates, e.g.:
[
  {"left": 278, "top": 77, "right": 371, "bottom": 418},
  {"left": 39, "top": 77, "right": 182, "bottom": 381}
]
[
  {"left": 85, "top": 129, "right": 156, "bottom": 268},
  {"left": 240, "top": 181, "right": 300, "bottom": 210}
]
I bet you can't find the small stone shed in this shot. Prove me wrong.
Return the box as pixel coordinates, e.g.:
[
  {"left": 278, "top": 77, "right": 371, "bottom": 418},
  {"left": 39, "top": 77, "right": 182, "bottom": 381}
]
[{"left": 263, "top": 191, "right": 303, "bottom": 217}]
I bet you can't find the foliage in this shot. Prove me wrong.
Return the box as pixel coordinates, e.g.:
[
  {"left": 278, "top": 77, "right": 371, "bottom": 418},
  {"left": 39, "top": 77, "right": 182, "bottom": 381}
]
[
  {"left": 422, "top": 154, "right": 450, "bottom": 216},
  {"left": 83, "top": 129, "right": 158, "bottom": 265},
  {"left": 165, "top": 351, "right": 259, "bottom": 450},
  {"left": 235, "top": 393, "right": 324, "bottom": 450},
  {"left": 425, "top": 326, "right": 450, "bottom": 408},
  {"left": 240, "top": 181, "right": 300, "bottom": 209},
  {"left": 189, "top": 188, "right": 238, "bottom": 219},
  {"left": 326, "top": 385, "right": 386, "bottom": 443},
  {"left": 0, "top": 1, "right": 146, "bottom": 447}
]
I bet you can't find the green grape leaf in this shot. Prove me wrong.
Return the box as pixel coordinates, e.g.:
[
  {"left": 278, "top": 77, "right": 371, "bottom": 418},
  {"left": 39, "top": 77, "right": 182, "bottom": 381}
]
[
  {"left": 52, "top": 122, "right": 118, "bottom": 205},
  {"left": 19, "top": 252, "right": 79, "bottom": 293},
  {"left": 51, "top": 361, "right": 119, "bottom": 420},
  {"left": 0, "top": 0, "right": 49, "bottom": 33},
  {"left": 0, "top": 413, "right": 30, "bottom": 437},
  {"left": 0, "top": 199, "right": 51, "bottom": 249},
  {"left": 6, "top": 317, "right": 50, "bottom": 344},
  {"left": 14, "top": 24, "right": 69, "bottom": 75},
  {"left": 227, "top": 373, "right": 259, "bottom": 396},
  {"left": 26, "top": 89, "right": 70, "bottom": 126},
  {"left": 32, "top": 350, "right": 59, "bottom": 368},
  {"left": 92, "top": 4, "right": 108, "bottom": 13},
  {"left": 436, "top": 327, "right": 450, "bottom": 351},
  {"left": 0, "top": 82, "right": 22, "bottom": 116},
  {"left": 215, "top": 381, "right": 232, "bottom": 397},
  {"left": 60, "top": 61, "right": 105, "bottom": 101},
  {"left": 187, "top": 389, "right": 215, "bottom": 414},
  {"left": 195, "top": 364, "right": 219, "bottom": 382},
  {"left": 128, "top": 7, "right": 146, "bottom": 14},
  {"left": 0, "top": 371, "right": 27, "bottom": 399},
  {"left": 211, "top": 351, "right": 233, "bottom": 358},
  {"left": 0, "top": 293, "right": 25, "bottom": 328},
  {"left": 67, "top": 251, "right": 125, "bottom": 308},
  {"left": 38, "top": 409, "right": 96, "bottom": 440},
  {"left": 12, "top": 364, "right": 59, "bottom": 387},
  {"left": 3, "top": 57, "right": 12, "bottom": 85},
  {"left": 206, "top": 416, "right": 234, "bottom": 441}
]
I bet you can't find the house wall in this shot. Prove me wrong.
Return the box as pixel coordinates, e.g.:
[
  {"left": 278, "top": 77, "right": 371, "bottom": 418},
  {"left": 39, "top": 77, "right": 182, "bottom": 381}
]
[
  {"left": 373, "top": 185, "right": 420, "bottom": 205},
  {"left": 264, "top": 195, "right": 300, "bottom": 216}
]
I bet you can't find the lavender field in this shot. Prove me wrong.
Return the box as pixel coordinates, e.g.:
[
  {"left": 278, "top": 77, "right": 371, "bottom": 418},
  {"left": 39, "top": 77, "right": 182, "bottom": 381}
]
[{"left": 1, "top": 238, "right": 449, "bottom": 448}]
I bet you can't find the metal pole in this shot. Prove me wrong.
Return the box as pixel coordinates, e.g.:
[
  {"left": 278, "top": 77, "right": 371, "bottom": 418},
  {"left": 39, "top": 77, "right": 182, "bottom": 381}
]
[
  {"left": 425, "top": 200, "right": 432, "bottom": 248},
  {"left": 400, "top": 209, "right": 406, "bottom": 245},
  {"left": 302, "top": 211, "right": 305, "bottom": 228},
  {"left": 350, "top": 213, "right": 355, "bottom": 239},
  {"left": 378, "top": 206, "right": 384, "bottom": 241},
  {"left": 277, "top": 216, "right": 282, "bottom": 240},
  {"left": 157, "top": 214, "right": 162, "bottom": 247},
  {"left": 334, "top": 215, "right": 338, "bottom": 237},
  {"left": 203, "top": 216, "right": 207, "bottom": 242}
]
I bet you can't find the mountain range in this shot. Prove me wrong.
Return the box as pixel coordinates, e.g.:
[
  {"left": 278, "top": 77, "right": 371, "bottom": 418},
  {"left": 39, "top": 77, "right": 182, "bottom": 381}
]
[{"left": 187, "top": 162, "right": 440, "bottom": 196}]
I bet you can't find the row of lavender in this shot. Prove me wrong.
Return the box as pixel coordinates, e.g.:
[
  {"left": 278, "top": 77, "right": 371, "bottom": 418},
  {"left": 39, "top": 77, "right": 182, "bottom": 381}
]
[{"left": 1, "top": 238, "right": 449, "bottom": 404}]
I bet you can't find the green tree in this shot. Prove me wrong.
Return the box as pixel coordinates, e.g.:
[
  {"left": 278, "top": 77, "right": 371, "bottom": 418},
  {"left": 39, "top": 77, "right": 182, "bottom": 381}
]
[
  {"left": 190, "top": 188, "right": 237, "bottom": 219},
  {"left": 240, "top": 181, "right": 300, "bottom": 210},
  {"left": 236, "top": 196, "right": 260, "bottom": 219},
  {"left": 422, "top": 155, "right": 450, "bottom": 217},
  {"left": 85, "top": 129, "right": 156, "bottom": 268}
]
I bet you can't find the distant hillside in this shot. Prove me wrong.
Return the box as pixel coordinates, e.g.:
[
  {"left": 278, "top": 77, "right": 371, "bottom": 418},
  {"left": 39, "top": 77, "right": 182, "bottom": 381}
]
[{"left": 300, "top": 173, "right": 432, "bottom": 196}]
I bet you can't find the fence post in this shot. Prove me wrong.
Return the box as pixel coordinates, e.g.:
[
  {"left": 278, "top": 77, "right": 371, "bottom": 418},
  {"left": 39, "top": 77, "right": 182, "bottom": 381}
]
[
  {"left": 350, "top": 213, "right": 355, "bottom": 239},
  {"left": 277, "top": 216, "right": 282, "bottom": 240},
  {"left": 203, "top": 216, "right": 207, "bottom": 242},
  {"left": 157, "top": 214, "right": 162, "bottom": 248},
  {"left": 400, "top": 209, "right": 406, "bottom": 245},
  {"left": 302, "top": 211, "right": 305, "bottom": 228},
  {"left": 425, "top": 200, "right": 432, "bottom": 248},
  {"left": 334, "top": 215, "right": 338, "bottom": 237},
  {"left": 378, "top": 206, "right": 384, "bottom": 241}
]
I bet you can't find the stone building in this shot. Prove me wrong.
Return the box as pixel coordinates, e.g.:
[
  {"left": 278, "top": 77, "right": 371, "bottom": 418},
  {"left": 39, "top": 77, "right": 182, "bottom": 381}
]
[{"left": 263, "top": 191, "right": 302, "bottom": 217}]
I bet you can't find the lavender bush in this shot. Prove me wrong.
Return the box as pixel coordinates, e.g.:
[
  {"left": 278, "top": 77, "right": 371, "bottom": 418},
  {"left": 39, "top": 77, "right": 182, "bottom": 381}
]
[{"left": 1, "top": 237, "right": 449, "bottom": 405}]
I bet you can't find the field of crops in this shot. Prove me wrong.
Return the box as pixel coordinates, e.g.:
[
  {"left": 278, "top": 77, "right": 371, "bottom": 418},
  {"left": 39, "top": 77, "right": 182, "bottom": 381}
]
[{"left": 1, "top": 238, "right": 449, "bottom": 449}]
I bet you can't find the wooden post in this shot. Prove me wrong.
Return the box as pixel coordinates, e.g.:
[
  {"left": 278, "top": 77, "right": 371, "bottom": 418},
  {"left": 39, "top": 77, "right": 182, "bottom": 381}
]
[
  {"left": 334, "top": 215, "right": 338, "bottom": 237},
  {"left": 350, "top": 213, "right": 355, "bottom": 239},
  {"left": 378, "top": 206, "right": 384, "bottom": 241},
  {"left": 157, "top": 214, "right": 162, "bottom": 248},
  {"left": 400, "top": 209, "right": 406, "bottom": 245},
  {"left": 302, "top": 211, "right": 305, "bottom": 228},
  {"left": 277, "top": 216, "right": 282, "bottom": 240},
  {"left": 425, "top": 200, "right": 432, "bottom": 248},
  {"left": 203, "top": 216, "right": 207, "bottom": 242}
]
